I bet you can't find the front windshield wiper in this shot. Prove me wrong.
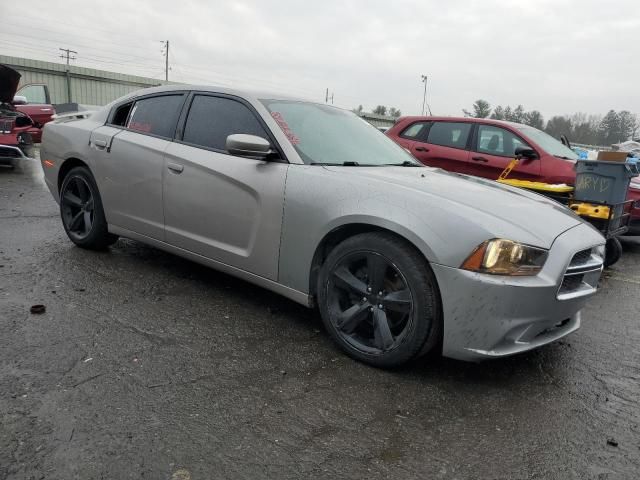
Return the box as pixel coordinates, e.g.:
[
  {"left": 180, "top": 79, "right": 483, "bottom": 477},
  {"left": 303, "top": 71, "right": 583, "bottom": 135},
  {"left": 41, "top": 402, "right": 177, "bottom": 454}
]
[
  {"left": 310, "top": 161, "right": 363, "bottom": 166},
  {"left": 381, "top": 160, "right": 423, "bottom": 167}
]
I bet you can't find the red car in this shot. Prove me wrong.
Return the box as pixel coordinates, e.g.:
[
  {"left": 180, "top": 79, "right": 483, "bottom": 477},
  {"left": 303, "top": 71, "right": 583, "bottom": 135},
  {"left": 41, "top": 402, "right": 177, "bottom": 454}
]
[
  {"left": 387, "top": 116, "right": 640, "bottom": 235},
  {"left": 1, "top": 65, "right": 36, "bottom": 166}
]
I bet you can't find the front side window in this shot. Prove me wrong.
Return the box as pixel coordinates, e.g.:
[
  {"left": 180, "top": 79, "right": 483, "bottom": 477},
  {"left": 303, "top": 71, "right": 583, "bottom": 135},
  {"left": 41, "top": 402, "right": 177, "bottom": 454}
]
[
  {"left": 126, "top": 95, "right": 184, "bottom": 139},
  {"left": 476, "top": 125, "right": 531, "bottom": 157},
  {"left": 426, "top": 122, "right": 471, "bottom": 149},
  {"left": 260, "top": 100, "right": 419, "bottom": 166},
  {"left": 16, "top": 84, "right": 47, "bottom": 104},
  {"left": 182, "top": 95, "right": 268, "bottom": 151}
]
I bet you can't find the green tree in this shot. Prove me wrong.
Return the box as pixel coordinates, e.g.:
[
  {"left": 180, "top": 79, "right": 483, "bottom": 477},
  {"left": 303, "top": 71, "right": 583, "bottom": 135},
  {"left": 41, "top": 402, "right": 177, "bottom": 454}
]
[
  {"left": 503, "top": 106, "right": 514, "bottom": 122},
  {"left": 523, "top": 110, "right": 544, "bottom": 130},
  {"left": 352, "top": 105, "right": 364, "bottom": 115},
  {"left": 388, "top": 107, "right": 402, "bottom": 118},
  {"left": 545, "top": 116, "right": 573, "bottom": 139},
  {"left": 490, "top": 105, "right": 505, "bottom": 120},
  {"left": 463, "top": 99, "right": 492, "bottom": 118},
  {"left": 598, "top": 110, "right": 620, "bottom": 145},
  {"left": 618, "top": 110, "right": 637, "bottom": 142},
  {"left": 512, "top": 105, "right": 525, "bottom": 123},
  {"left": 372, "top": 105, "right": 387, "bottom": 116}
]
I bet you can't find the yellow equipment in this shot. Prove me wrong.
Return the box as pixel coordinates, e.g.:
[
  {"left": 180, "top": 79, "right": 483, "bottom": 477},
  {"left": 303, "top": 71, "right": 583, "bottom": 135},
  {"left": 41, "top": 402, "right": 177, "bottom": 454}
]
[{"left": 495, "top": 157, "right": 612, "bottom": 220}]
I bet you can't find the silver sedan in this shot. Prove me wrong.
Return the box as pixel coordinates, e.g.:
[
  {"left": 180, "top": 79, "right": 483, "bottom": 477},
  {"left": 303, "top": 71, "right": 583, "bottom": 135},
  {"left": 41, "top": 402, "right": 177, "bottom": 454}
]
[{"left": 40, "top": 85, "right": 605, "bottom": 367}]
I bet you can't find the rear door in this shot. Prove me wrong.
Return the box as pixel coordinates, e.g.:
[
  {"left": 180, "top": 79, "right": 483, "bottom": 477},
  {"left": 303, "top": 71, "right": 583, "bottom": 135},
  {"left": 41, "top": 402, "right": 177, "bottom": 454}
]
[
  {"left": 162, "top": 93, "right": 287, "bottom": 279},
  {"left": 90, "top": 93, "right": 186, "bottom": 240},
  {"left": 468, "top": 124, "right": 540, "bottom": 180},
  {"left": 410, "top": 121, "right": 472, "bottom": 172}
]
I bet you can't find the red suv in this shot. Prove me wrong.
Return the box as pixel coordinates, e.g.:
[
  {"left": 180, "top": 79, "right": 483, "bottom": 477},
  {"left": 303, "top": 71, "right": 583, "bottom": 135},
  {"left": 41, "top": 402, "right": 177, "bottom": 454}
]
[{"left": 387, "top": 116, "right": 640, "bottom": 235}]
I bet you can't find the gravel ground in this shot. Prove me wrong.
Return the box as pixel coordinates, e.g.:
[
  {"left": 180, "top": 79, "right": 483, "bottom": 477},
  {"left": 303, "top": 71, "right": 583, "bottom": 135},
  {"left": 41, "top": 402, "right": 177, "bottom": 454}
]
[{"left": 1, "top": 158, "right": 640, "bottom": 480}]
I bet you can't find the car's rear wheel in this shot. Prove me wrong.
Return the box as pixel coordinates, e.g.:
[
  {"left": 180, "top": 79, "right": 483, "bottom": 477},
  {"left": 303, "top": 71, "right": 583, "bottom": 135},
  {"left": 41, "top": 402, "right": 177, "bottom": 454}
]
[
  {"left": 60, "top": 166, "right": 118, "bottom": 250},
  {"left": 317, "top": 232, "right": 441, "bottom": 368}
]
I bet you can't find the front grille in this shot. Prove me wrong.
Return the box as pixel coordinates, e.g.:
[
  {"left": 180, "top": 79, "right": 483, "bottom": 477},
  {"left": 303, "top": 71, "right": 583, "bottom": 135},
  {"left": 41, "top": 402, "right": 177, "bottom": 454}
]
[
  {"left": 570, "top": 248, "right": 592, "bottom": 266},
  {"left": 1, "top": 119, "right": 14, "bottom": 133},
  {"left": 557, "top": 247, "right": 604, "bottom": 300}
]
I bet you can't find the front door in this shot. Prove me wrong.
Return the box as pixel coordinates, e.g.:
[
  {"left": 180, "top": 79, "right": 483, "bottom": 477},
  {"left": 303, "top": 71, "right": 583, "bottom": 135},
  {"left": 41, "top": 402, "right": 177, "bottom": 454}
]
[
  {"left": 467, "top": 124, "right": 540, "bottom": 180},
  {"left": 163, "top": 94, "right": 287, "bottom": 279}
]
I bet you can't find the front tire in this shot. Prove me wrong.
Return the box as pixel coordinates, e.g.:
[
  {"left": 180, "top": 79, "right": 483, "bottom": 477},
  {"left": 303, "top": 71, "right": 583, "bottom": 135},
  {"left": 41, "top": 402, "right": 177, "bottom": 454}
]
[
  {"left": 60, "top": 166, "right": 118, "bottom": 250},
  {"left": 604, "top": 237, "right": 622, "bottom": 267},
  {"left": 317, "top": 232, "right": 442, "bottom": 368}
]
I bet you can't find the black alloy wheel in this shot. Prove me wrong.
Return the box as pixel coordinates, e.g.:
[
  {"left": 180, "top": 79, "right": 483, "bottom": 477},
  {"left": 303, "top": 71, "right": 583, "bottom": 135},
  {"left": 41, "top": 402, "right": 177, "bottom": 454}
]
[
  {"left": 326, "top": 251, "right": 413, "bottom": 355},
  {"left": 59, "top": 166, "right": 118, "bottom": 249},
  {"left": 61, "top": 175, "right": 95, "bottom": 240},
  {"left": 318, "top": 232, "right": 441, "bottom": 368}
]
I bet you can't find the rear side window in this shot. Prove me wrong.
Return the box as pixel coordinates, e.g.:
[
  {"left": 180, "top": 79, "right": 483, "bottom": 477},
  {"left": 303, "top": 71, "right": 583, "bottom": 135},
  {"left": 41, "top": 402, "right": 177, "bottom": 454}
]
[
  {"left": 182, "top": 95, "right": 268, "bottom": 151},
  {"left": 427, "top": 122, "right": 471, "bottom": 149},
  {"left": 476, "top": 125, "right": 531, "bottom": 157},
  {"left": 126, "top": 95, "right": 184, "bottom": 139},
  {"left": 400, "top": 121, "right": 429, "bottom": 139}
]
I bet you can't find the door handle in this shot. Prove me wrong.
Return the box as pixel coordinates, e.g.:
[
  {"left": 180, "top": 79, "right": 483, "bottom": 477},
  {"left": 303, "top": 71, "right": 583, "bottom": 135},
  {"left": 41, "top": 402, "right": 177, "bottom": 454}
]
[
  {"left": 472, "top": 156, "right": 488, "bottom": 162},
  {"left": 415, "top": 146, "right": 430, "bottom": 152},
  {"left": 93, "top": 139, "right": 107, "bottom": 149},
  {"left": 167, "top": 162, "right": 184, "bottom": 173}
]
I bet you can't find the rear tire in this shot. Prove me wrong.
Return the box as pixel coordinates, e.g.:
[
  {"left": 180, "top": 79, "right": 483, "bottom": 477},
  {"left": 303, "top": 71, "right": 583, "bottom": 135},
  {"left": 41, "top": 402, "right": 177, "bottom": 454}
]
[
  {"left": 60, "top": 166, "right": 118, "bottom": 250},
  {"left": 317, "top": 232, "right": 442, "bottom": 368},
  {"left": 604, "top": 237, "right": 622, "bottom": 267}
]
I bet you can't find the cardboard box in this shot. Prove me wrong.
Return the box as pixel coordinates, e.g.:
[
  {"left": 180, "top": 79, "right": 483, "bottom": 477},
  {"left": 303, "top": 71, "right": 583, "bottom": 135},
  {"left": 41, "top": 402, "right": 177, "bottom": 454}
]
[{"left": 597, "top": 151, "right": 628, "bottom": 162}]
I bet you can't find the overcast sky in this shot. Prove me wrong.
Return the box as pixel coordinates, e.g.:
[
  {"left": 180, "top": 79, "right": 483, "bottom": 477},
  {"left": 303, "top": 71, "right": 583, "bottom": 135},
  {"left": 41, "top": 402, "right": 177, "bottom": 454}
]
[{"left": 0, "top": 0, "right": 638, "bottom": 118}]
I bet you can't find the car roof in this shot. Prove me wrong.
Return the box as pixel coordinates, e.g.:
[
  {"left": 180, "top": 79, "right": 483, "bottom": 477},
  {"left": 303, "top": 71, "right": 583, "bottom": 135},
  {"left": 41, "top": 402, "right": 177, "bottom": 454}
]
[
  {"left": 122, "top": 83, "right": 312, "bottom": 104},
  {"left": 398, "top": 115, "right": 527, "bottom": 129}
]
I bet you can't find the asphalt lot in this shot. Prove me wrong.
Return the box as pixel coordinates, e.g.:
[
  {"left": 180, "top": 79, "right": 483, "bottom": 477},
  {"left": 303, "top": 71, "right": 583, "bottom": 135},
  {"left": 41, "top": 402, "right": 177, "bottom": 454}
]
[{"left": 1, "top": 157, "right": 640, "bottom": 480}]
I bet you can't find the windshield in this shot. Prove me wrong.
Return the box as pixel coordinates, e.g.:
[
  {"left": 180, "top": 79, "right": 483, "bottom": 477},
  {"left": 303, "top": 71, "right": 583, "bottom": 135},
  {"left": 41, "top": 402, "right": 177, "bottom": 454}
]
[
  {"left": 260, "top": 100, "right": 420, "bottom": 166},
  {"left": 515, "top": 125, "right": 579, "bottom": 160}
]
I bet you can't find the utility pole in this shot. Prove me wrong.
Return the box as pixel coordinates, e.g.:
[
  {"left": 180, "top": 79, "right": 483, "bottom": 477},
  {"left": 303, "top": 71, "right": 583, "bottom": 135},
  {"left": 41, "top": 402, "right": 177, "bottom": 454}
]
[
  {"left": 330, "top": 93, "right": 334, "bottom": 105},
  {"left": 325, "top": 88, "right": 329, "bottom": 103},
  {"left": 162, "top": 40, "right": 170, "bottom": 82},
  {"left": 421, "top": 75, "right": 428, "bottom": 116},
  {"left": 59, "top": 48, "right": 77, "bottom": 103}
]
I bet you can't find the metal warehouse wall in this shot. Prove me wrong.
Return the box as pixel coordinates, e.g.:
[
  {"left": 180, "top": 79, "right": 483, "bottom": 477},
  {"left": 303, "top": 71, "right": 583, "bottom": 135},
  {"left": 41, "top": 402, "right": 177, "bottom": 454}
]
[{"left": 0, "top": 55, "right": 167, "bottom": 106}]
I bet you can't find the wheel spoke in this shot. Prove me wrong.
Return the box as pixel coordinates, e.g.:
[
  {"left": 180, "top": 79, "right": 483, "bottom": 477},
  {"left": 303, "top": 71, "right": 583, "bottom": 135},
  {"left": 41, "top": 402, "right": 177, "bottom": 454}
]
[
  {"left": 373, "top": 308, "right": 394, "bottom": 350},
  {"left": 366, "top": 254, "right": 387, "bottom": 292},
  {"left": 74, "top": 177, "right": 89, "bottom": 201},
  {"left": 382, "top": 289, "right": 411, "bottom": 314},
  {"left": 333, "top": 266, "right": 368, "bottom": 296},
  {"left": 69, "top": 211, "right": 83, "bottom": 231},
  {"left": 337, "top": 302, "right": 371, "bottom": 333},
  {"left": 83, "top": 211, "right": 92, "bottom": 234},
  {"left": 63, "top": 191, "right": 83, "bottom": 207}
]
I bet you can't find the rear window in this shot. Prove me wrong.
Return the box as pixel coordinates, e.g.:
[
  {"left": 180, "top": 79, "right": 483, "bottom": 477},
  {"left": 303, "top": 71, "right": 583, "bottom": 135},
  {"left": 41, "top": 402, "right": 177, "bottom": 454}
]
[
  {"left": 426, "top": 122, "right": 471, "bottom": 149},
  {"left": 126, "top": 95, "right": 185, "bottom": 139},
  {"left": 400, "top": 122, "right": 429, "bottom": 139}
]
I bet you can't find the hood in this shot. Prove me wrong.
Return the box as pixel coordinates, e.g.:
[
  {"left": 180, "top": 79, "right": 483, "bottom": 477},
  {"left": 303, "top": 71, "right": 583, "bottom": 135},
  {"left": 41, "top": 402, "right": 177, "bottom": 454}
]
[
  {"left": 0, "top": 64, "right": 21, "bottom": 104},
  {"left": 324, "top": 166, "right": 585, "bottom": 248}
]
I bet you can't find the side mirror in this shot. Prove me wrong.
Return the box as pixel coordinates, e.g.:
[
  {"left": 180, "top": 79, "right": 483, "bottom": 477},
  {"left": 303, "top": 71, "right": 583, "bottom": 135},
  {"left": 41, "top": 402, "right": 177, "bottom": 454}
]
[
  {"left": 12, "top": 95, "right": 27, "bottom": 105},
  {"left": 515, "top": 146, "right": 538, "bottom": 160},
  {"left": 226, "top": 134, "right": 273, "bottom": 160},
  {"left": 15, "top": 116, "right": 33, "bottom": 128}
]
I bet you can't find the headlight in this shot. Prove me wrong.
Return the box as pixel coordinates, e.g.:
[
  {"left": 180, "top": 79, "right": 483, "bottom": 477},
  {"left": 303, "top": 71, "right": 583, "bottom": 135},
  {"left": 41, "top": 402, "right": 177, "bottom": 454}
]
[{"left": 461, "top": 239, "right": 548, "bottom": 276}]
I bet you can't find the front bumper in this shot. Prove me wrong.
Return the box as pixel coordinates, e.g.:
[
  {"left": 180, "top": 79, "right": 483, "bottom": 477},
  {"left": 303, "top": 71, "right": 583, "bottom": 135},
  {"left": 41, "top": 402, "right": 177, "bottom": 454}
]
[
  {"left": 433, "top": 222, "right": 605, "bottom": 361},
  {"left": 0, "top": 143, "right": 34, "bottom": 165}
]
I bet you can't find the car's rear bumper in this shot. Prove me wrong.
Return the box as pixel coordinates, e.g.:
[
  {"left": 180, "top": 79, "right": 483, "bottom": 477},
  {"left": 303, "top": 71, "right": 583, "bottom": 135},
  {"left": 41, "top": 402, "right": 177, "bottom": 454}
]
[{"left": 433, "top": 222, "right": 605, "bottom": 361}]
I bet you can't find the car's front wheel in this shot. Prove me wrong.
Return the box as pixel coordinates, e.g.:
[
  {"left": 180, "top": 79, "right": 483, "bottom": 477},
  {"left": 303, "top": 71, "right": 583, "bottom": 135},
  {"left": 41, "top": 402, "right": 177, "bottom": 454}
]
[
  {"left": 60, "top": 166, "right": 118, "bottom": 250},
  {"left": 317, "top": 232, "right": 441, "bottom": 368}
]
